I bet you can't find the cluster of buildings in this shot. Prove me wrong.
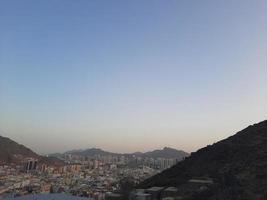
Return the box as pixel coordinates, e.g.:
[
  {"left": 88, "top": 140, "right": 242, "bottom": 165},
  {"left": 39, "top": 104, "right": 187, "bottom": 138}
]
[
  {"left": 0, "top": 153, "right": 182, "bottom": 200},
  {"left": 63, "top": 154, "right": 180, "bottom": 171},
  {"left": 134, "top": 157, "right": 179, "bottom": 170},
  {"left": 0, "top": 157, "right": 158, "bottom": 200}
]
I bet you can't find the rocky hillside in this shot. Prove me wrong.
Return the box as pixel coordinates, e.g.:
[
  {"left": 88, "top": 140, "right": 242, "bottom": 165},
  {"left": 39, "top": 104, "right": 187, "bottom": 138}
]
[
  {"left": 0, "top": 135, "right": 64, "bottom": 166},
  {"left": 0, "top": 135, "right": 38, "bottom": 164},
  {"left": 139, "top": 120, "right": 267, "bottom": 200}
]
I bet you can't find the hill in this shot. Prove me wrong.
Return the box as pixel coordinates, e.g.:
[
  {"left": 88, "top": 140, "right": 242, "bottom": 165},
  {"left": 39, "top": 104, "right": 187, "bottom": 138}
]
[
  {"left": 0, "top": 135, "right": 39, "bottom": 164},
  {"left": 63, "top": 147, "right": 188, "bottom": 159},
  {"left": 140, "top": 147, "right": 189, "bottom": 159},
  {"left": 0, "top": 135, "right": 64, "bottom": 166},
  {"left": 63, "top": 148, "right": 118, "bottom": 157},
  {"left": 139, "top": 120, "right": 267, "bottom": 200},
  {"left": 79, "top": 148, "right": 119, "bottom": 157}
]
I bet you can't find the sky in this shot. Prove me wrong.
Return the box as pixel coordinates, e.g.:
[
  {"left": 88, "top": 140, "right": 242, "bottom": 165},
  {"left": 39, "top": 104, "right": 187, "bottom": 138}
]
[{"left": 0, "top": 0, "right": 267, "bottom": 154}]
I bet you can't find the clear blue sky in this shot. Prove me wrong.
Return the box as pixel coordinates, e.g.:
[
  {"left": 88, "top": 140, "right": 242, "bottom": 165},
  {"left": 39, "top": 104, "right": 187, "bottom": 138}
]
[{"left": 1, "top": 0, "right": 267, "bottom": 154}]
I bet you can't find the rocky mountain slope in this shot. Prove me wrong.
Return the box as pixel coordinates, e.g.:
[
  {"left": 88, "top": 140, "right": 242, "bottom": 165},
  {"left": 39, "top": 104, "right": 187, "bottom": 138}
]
[
  {"left": 139, "top": 120, "right": 267, "bottom": 200},
  {"left": 0, "top": 135, "right": 63, "bottom": 166},
  {"left": 0, "top": 135, "right": 39, "bottom": 164}
]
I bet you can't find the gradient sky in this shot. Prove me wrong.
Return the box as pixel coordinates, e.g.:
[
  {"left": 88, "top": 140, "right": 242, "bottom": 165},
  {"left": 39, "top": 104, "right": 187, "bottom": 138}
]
[{"left": 1, "top": 0, "right": 267, "bottom": 154}]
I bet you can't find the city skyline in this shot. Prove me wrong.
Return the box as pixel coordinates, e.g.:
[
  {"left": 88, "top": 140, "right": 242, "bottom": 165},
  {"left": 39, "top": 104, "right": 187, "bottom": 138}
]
[{"left": 1, "top": 0, "right": 267, "bottom": 154}]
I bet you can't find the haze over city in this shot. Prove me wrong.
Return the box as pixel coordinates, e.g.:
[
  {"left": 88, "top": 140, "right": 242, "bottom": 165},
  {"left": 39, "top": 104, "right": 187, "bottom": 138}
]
[{"left": 1, "top": 0, "right": 267, "bottom": 154}]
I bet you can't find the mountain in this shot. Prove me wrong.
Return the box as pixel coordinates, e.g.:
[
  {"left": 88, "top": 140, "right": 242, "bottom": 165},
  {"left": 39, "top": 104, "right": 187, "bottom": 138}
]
[
  {"left": 63, "top": 147, "right": 188, "bottom": 159},
  {"left": 139, "top": 120, "right": 267, "bottom": 200},
  {"left": 64, "top": 149, "right": 84, "bottom": 154},
  {"left": 140, "top": 147, "right": 189, "bottom": 159},
  {"left": 76, "top": 148, "right": 119, "bottom": 157},
  {"left": 0, "top": 135, "right": 64, "bottom": 166},
  {"left": 0, "top": 135, "right": 39, "bottom": 164},
  {"left": 64, "top": 148, "right": 118, "bottom": 157}
]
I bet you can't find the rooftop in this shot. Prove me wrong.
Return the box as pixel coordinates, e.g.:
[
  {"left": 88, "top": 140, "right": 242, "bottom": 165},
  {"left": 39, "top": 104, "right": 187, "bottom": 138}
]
[{"left": 3, "top": 193, "right": 94, "bottom": 200}]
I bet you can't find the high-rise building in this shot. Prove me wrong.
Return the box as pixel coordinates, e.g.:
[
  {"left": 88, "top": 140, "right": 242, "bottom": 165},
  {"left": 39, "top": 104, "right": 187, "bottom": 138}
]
[{"left": 25, "top": 159, "right": 38, "bottom": 172}]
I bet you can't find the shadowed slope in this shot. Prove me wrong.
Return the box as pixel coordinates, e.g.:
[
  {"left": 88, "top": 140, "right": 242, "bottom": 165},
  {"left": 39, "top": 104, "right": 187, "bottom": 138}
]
[{"left": 139, "top": 120, "right": 267, "bottom": 199}]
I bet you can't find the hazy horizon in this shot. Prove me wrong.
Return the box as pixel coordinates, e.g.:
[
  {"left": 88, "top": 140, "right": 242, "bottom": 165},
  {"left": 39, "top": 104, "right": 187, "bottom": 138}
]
[
  {"left": 0, "top": 120, "right": 265, "bottom": 155},
  {"left": 1, "top": 1, "right": 267, "bottom": 154}
]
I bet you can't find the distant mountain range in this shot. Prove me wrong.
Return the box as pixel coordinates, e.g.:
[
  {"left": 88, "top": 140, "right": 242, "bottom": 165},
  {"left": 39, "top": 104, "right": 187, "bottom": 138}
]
[
  {"left": 139, "top": 120, "right": 267, "bottom": 200},
  {"left": 0, "top": 133, "right": 188, "bottom": 166},
  {"left": 61, "top": 147, "right": 189, "bottom": 159},
  {"left": 0, "top": 135, "right": 64, "bottom": 166}
]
